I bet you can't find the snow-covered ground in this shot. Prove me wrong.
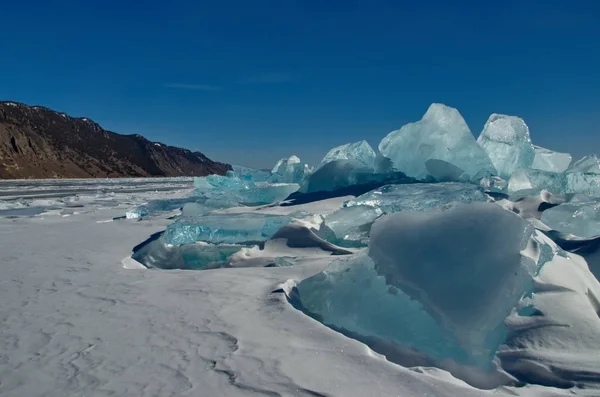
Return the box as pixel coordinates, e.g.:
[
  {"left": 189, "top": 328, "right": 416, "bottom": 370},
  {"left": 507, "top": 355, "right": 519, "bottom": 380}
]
[{"left": 0, "top": 179, "right": 595, "bottom": 397}]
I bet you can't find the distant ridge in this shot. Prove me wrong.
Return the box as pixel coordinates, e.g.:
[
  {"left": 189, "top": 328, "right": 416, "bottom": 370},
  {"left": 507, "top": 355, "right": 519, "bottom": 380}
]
[{"left": 0, "top": 101, "right": 230, "bottom": 179}]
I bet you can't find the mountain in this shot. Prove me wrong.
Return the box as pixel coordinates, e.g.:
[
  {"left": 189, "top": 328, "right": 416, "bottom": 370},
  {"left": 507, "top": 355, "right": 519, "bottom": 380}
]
[{"left": 0, "top": 101, "right": 231, "bottom": 179}]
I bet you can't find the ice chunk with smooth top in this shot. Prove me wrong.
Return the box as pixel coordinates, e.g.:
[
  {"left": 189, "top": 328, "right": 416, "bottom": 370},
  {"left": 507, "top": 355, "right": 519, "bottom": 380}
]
[
  {"left": 531, "top": 146, "right": 572, "bottom": 173},
  {"left": 379, "top": 103, "right": 495, "bottom": 181},
  {"left": 319, "top": 140, "right": 376, "bottom": 170},
  {"left": 163, "top": 213, "right": 291, "bottom": 245},
  {"left": 368, "top": 202, "right": 539, "bottom": 362},
  {"left": 477, "top": 114, "right": 535, "bottom": 180}
]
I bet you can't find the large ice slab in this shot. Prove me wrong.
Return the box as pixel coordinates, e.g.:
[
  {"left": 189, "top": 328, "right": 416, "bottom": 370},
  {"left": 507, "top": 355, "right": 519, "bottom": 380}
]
[
  {"left": 531, "top": 146, "right": 572, "bottom": 173},
  {"left": 507, "top": 168, "right": 566, "bottom": 196},
  {"left": 367, "top": 203, "right": 550, "bottom": 366},
  {"left": 163, "top": 213, "right": 291, "bottom": 245},
  {"left": 567, "top": 154, "right": 600, "bottom": 174},
  {"left": 477, "top": 114, "right": 535, "bottom": 179},
  {"left": 318, "top": 205, "right": 383, "bottom": 247},
  {"left": 541, "top": 201, "right": 600, "bottom": 238},
  {"left": 378, "top": 103, "right": 495, "bottom": 181},
  {"left": 297, "top": 202, "right": 561, "bottom": 374},
  {"left": 343, "top": 182, "right": 487, "bottom": 214},
  {"left": 319, "top": 140, "right": 376, "bottom": 170}
]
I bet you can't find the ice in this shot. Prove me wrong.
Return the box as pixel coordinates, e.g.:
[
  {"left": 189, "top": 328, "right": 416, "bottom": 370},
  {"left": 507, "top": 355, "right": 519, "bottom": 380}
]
[
  {"left": 541, "top": 200, "right": 600, "bottom": 238},
  {"left": 567, "top": 154, "right": 600, "bottom": 174},
  {"left": 299, "top": 160, "right": 370, "bottom": 193},
  {"left": 231, "top": 164, "right": 271, "bottom": 182},
  {"left": 206, "top": 174, "right": 248, "bottom": 190},
  {"left": 507, "top": 168, "right": 566, "bottom": 195},
  {"left": 318, "top": 205, "right": 383, "bottom": 247},
  {"left": 424, "top": 159, "right": 466, "bottom": 182},
  {"left": 241, "top": 183, "right": 300, "bottom": 204},
  {"left": 299, "top": 160, "right": 418, "bottom": 194},
  {"left": 531, "top": 145, "right": 572, "bottom": 173},
  {"left": 479, "top": 176, "right": 508, "bottom": 193},
  {"left": 133, "top": 238, "right": 244, "bottom": 270},
  {"left": 163, "top": 213, "right": 290, "bottom": 245},
  {"left": 270, "top": 155, "right": 311, "bottom": 183},
  {"left": 477, "top": 114, "right": 535, "bottom": 179},
  {"left": 125, "top": 198, "right": 192, "bottom": 219},
  {"left": 194, "top": 174, "right": 300, "bottom": 205},
  {"left": 343, "top": 182, "right": 487, "bottom": 214},
  {"left": 367, "top": 203, "right": 542, "bottom": 366},
  {"left": 378, "top": 103, "right": 496, "bottom": 181},
  {"left": 319, "top": 140, "right": 376, "bottom": 170},
  {"left": 565, "top": 172, "right": 600, "bottom": 197},
  {"left": 296, "top": 254, "right": 471, "bottom": 364}
]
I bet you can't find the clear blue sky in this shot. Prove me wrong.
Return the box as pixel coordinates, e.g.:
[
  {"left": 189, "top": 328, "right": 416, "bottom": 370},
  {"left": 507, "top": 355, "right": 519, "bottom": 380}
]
[{"left": 1, "top": 0, "right": 599, "bottom": 168}]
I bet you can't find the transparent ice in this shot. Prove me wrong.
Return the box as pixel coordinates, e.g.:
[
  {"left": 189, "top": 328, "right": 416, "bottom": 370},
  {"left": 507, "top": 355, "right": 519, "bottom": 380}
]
[
  {"left": 231, "top": 164, "right": 271, "bottom": 182},
  {"left": 270, "top": 155, "right": 311, "bottom": 184},
  {"left": 319, "top": 140, "right": 377, "bottom": 170},
  {"left": 296, "top": 254, "right": 473, "bottom": 364},
  {"left": 565, "top": 173, "right": 600, "bottom": 197},
  {"left": 318, "top": 205, "right": 383, "bottom": 247},
  {"left": 367, "top": 203, "right": 547, "bottom": 366},
  {"left": 507, "top": 168, "right": 566, "bottom": 196},
  {"left": 541, "top": 201, "right": 600, "bottom": 238},
  {"left": 567, "top": 155, "right": 600, "bottom": 174},
  {"left": 343, "top": 182, "right": 487, "bottom": 214},
  {"left": 163, "top": 213, "right": 290, "bottom": 245},
  {"left": 531, "top": 146, "right": 572, "bottom": 173},
  {"left": 477, "top": 114, "right": 535, "bottom": 179},
  {"left": 379, "top": 103, "right": 496, "bottom": 181}
]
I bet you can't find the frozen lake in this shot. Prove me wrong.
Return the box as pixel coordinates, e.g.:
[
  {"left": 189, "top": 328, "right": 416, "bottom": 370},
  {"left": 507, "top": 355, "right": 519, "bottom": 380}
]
[{"left": 0, "top": 178, "right": 596, "bottom": 397}]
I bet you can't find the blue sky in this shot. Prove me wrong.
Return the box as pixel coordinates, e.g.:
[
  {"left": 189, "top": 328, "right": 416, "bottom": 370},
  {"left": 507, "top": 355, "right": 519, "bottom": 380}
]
[{"left": 1, "top": 0, "right": 599, "bottom": 168}]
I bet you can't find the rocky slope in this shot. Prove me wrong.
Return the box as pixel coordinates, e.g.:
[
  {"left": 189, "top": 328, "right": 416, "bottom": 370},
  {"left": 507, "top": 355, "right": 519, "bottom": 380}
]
[{"left": 0, "top": 101, "right": 230, "bottom": 179}]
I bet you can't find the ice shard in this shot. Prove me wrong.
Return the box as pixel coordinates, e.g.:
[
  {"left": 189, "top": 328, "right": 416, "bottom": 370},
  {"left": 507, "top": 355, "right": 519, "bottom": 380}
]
[
  {"left": 125, "top": 198, "right": 195, "bottom": 219},
  {"left": 477, "top": 114, "right": 535, "bottom": 179},
  {"left": 299, "top": 160, "right": 370, "bottom": 193},
  {"left": 270, "top": 155, "right": 311, "bottom": 184},
  {"left": 541, "top": 201, "right": 600, "bottom": 238},
  {"left": 531, "top": 146, "right": 572, "bottom": 173},
  {"left": 163, "top": 213, "right": 291, "bottom": 245},
  {"left": 479, "top": 176, "right": 508, "bottom": 193},
  {"left": 378, "top": 103, "right": 496, "bottom": 181},
  {"left": 318, "top": 205, "right": 383, "bottom": 247},
  {"left": 319, "top": 140, "right": 377, "bottom": 170},
  {"left": 343, "top": 182, "right": 487, "bottom": 214},
  {"left": 231, "top": 164, "right": 271, "bottom": 182},
  {"left": 567, "top": 154, "right": 600, "bottom": 174},
  {"left": 507, "top": 168, "right": 566, "bottom": 196},
  {"left": 241, "top": 183, "right": 300, "bottom": 204},
  {"left": 565, "top": 173, "right": 600, "bottom": 197}
]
